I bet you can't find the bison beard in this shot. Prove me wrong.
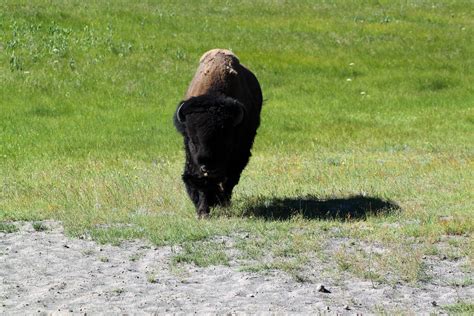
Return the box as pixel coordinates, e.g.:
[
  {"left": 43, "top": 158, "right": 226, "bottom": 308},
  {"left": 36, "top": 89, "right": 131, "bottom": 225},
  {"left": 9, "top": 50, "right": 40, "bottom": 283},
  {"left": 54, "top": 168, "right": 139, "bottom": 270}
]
[{"left": 173, "top": 49, "right": 263, "bottom": 218}]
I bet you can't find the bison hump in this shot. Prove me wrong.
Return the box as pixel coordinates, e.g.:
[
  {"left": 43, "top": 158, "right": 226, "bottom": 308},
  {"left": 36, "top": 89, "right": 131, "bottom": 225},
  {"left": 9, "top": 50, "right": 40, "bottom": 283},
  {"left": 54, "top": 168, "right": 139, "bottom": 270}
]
[
  {"left": 185, "top": 49, "right": 241, "bottom": 99},
  {"left": 199, "top": 49, "right": 240, "bottom": 65}
]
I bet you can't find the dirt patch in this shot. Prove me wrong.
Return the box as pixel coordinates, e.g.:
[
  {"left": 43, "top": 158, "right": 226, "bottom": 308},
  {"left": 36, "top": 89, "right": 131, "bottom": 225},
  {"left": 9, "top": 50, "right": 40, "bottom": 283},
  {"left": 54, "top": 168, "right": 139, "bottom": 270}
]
[{"left": 1, "top": 221, "right": 472, "bottom": 313}]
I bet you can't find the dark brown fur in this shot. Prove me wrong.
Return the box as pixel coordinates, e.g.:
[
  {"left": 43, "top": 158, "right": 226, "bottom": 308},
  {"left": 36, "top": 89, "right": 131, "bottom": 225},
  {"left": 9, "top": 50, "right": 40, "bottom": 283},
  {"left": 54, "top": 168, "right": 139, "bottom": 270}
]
[{"left": 174, "top": 49, "right": 263, "bottom": 217}]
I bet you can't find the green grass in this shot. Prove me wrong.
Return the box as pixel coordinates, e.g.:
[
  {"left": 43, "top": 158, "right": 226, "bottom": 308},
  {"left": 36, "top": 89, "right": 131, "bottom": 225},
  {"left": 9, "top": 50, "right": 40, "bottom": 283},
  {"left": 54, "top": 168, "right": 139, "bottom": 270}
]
[
  {"left": 0, "top": 222, "right": 18, "bottom": 233},
  {"left": 172, "top": 240, "right": 229, "bottom": 267},
  {"left": 443, "top": 302, "right": 474, "bottom": 314},
  {"left": 32, "top": 221, "right": 48, "bottom": 231},
  {"left": 1, "top": 0, "right": 473, "bottom": 282}
]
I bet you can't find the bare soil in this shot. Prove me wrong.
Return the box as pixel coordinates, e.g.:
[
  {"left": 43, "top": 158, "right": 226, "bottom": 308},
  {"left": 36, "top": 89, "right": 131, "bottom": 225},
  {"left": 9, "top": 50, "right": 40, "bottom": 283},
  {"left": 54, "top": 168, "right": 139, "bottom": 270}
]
[{"left": 1, "top": 221, "right": 472, "bottom": 314}]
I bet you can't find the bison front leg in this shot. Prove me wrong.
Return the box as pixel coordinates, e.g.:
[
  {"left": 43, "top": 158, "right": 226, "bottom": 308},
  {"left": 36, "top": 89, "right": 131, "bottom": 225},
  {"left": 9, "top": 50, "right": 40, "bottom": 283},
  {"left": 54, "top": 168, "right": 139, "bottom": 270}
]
[
  {"left": 183, "top": 176, "right": 208, "bottom": 218},
  {"left": 183, "top": 175, "right": 225, "bottom": 218},
  {"left": 219, "top": 174, "right": 240, "bottom": 206},
  {"left": 216, "top": 181, "right": 231, "bottom": 207},
  {"left": 196, "top": 191, "right": 211, "bottom": 218}
]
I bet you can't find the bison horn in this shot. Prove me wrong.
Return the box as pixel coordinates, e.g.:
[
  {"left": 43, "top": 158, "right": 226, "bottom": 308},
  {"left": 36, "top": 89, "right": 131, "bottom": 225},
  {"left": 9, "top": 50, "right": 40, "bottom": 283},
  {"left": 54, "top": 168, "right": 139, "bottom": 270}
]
[
  {"left": 177, "top": 102, "right": 186, "bottom": 123},
  {"left": 233, "top": 103, "right": 245, "bottom": 126}
]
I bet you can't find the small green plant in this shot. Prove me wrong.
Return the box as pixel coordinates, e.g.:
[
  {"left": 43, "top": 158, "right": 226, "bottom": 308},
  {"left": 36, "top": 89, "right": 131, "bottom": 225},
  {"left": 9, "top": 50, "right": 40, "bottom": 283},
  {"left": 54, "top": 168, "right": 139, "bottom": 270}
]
[
  {"left": 9, "top": 52, "right": 23, "bottom": 71},
  {"left": 112, "top": 288, "right": 125, "bottom": 295},
  {"left": 32, "top": 222, "right": 49, "bottom": 232},
  {"left": 443, "top": 302, "right": 474, "bottom": 314},
  {"left": 146, "top": 271, "right": 158, "bottom": 283},
  {"left": 81, "top": 249, "right": 95, "bottom": 256},
  {"left": 172, "top": 241, "right": 229, "bottom": 267},
  {"left": 449, "top": 278, "right": 474, "bottom": 288},
  {"left": 129, "top": 253, "right": 142, "bottom": 262},
  {"left": 0, "top": 222, "right": 18, "bottom": 233}
]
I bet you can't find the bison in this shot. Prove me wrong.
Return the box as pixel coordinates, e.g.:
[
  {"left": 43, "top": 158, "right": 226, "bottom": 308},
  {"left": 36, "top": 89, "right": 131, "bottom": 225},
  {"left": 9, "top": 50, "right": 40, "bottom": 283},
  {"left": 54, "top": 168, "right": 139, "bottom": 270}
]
[{"left": 173, "top": 49, "right": 263, "bottom": 218}]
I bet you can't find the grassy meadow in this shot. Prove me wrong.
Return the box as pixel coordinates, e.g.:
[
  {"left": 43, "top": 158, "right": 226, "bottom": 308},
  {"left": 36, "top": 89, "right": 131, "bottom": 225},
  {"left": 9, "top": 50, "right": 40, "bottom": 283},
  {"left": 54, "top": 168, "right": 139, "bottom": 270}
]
[{"left": 1, "top": 0, "right": 473, "bottom": 288}]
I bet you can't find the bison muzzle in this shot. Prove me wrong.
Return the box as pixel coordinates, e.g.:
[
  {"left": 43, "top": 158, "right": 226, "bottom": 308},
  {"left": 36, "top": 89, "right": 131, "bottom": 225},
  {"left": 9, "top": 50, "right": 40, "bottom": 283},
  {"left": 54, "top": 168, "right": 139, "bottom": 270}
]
[{"left": 173, "top": 49, "right": 263, "bottom": 218}]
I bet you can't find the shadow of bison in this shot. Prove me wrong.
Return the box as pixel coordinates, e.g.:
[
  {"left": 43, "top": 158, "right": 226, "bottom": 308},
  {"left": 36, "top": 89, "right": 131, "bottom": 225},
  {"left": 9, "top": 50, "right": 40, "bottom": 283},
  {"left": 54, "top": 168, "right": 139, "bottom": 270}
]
[{"left": 240, "top": 195, "right": 401, "bottom": 221}]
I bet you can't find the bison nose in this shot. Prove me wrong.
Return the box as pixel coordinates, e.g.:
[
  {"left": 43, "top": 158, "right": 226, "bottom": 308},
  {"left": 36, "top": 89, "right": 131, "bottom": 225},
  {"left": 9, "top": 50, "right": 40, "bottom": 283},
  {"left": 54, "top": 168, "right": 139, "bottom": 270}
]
[{"left": 200, "top": 165, "right": 208, "bottom": 176}]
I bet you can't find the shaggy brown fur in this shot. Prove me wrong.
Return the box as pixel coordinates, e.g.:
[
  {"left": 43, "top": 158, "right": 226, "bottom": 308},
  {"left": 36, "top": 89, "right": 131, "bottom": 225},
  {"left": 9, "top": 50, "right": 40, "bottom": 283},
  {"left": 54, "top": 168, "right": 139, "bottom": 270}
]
[{"left": 185, "top": 49, "right": 262, "bottom": 118}]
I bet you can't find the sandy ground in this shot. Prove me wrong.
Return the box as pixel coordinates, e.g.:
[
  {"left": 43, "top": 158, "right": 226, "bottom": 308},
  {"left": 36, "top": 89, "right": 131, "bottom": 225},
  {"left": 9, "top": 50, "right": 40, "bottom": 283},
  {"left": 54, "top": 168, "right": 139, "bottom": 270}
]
[{"left": 1, "top": 221, "right": 472, "bottom": 314}]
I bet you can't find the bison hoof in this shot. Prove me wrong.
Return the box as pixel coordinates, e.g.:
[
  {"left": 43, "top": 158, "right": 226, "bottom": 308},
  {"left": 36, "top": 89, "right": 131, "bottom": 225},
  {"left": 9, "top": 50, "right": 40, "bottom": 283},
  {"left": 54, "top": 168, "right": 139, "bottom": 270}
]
[{"left": 196, "top": 211, "right": 210, "bottom": 220}]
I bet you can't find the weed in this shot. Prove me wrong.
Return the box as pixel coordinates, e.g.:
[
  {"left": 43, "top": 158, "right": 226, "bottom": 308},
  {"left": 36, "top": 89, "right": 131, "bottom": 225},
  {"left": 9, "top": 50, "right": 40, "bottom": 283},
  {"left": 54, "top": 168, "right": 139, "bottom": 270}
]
[
  {"left": 0, "top": 222, "right": 18, "bottom": 233},
  {"left": 449, "top": 278, "right": 474, "bottom": 288},
  {"left": 111, "top": 288, "right": 124, "bottom": 295},
  {"left": 32, "top": 222, "right": 49, "bottom": 232},
  {"left": 172, "top": 241, "right": 229, "bottom": 267},
  {"left": 443, "top": 302, "right": 474, "bottom": 313},
  {"left": 81, "top": 249, "right": 94, "bottom": 256},
  {"left": 146, "top": 271, "right": 158, "bottom": 283},
  {"left": 129, "top": 253, "right": 142, "bottom": 262},
  {"left": 9, "top": 52, "right": 22, "bottom": 71}
]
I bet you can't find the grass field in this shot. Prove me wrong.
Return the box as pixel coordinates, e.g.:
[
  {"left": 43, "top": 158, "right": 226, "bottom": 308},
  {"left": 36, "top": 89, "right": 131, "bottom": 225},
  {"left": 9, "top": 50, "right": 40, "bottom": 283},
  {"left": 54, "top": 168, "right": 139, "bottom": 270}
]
[{"left": 1, "top": 0, "right": 473, "bottom": 290}]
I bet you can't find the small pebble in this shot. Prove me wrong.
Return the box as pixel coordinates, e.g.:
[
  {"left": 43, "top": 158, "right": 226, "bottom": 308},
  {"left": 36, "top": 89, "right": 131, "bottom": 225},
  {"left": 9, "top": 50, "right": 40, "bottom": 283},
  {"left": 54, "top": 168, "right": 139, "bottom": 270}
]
[
  {"left": 317, "top": 284, "right": 331, "bottom": 293},
  {"left": 432, "top": 301, "right": 438, "bottom": 307},
  {"left": 343, "top": 304, "right": 351, "bottom": 310}
]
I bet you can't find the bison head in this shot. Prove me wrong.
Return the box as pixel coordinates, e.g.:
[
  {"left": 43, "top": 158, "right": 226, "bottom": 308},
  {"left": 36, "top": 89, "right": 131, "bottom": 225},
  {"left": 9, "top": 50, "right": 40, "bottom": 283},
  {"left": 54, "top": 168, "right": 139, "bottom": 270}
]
[{"left": 174, "top": 95, "right": 245, "bottom": 179}]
